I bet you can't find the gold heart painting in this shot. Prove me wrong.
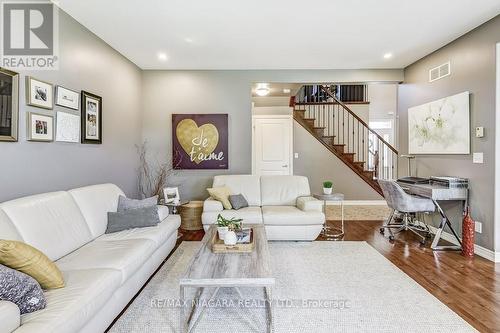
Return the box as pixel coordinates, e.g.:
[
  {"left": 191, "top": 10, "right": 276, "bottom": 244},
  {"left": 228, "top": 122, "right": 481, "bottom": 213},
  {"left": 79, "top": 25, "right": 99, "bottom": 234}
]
[{"left": 172, "top": 114, "right": 228, "bottom": 169}]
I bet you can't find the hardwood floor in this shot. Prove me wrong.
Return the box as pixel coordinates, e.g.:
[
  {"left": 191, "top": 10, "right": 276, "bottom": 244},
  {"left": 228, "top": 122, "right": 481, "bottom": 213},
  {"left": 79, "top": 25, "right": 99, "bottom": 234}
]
[{"left": 178, "top": 221, "right": 500, "bottom": 333}]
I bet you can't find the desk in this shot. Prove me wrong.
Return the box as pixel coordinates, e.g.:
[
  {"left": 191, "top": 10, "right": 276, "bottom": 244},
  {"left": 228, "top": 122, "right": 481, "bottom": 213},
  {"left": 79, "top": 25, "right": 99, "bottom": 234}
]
[{"left": 396, "top": 181, "right": 468, "bottom": 251}]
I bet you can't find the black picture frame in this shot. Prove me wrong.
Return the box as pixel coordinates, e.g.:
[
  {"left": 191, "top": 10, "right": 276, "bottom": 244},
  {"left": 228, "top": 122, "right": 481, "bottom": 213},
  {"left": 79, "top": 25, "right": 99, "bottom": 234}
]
[{"left": 81, "top": 90, "right": 102, "bottom": 144}]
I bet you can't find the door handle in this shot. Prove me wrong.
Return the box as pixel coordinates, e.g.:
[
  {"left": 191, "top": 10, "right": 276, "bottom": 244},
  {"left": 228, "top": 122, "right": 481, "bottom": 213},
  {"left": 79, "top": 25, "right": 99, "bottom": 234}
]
[{"left": 282, "top": 164, "right": 288, "bottom": 168}]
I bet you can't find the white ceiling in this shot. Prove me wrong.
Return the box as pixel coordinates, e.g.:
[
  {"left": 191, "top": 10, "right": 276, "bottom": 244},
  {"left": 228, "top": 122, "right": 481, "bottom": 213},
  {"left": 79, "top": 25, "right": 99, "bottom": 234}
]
[{"left": 57, "top": 0, "right": 500, "bottom": 70}]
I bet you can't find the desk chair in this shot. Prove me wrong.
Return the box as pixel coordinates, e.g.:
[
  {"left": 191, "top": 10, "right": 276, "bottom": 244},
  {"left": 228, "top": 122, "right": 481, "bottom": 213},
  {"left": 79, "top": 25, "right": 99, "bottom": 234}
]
[{"left": 378, "top": 180, "right": 435, "bottom": 244}]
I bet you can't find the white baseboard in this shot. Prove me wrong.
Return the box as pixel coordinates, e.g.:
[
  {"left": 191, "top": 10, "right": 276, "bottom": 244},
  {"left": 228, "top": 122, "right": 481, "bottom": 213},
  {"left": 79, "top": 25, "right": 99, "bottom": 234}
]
[
  {"left": 427, "top": 225, "right": 500, "bottom": 262},
  {"left": 325, "top": 200, "right": 387, "bottom": 206}
]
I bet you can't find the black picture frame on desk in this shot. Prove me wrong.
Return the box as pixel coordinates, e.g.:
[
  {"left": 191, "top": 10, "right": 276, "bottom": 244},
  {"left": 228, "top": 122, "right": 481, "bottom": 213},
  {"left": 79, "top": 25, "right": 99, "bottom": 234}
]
[{"left": 81, "top": 91, "right": 102, "bottom": 144}]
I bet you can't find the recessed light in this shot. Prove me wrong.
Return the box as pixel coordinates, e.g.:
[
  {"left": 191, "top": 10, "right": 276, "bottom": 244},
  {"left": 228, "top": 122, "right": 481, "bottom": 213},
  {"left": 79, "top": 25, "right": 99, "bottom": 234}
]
[
  {"left": 283, "top": 88, "right": 291, "bottom": 94},
  {"left": 158, "top": 52, "right": 168, "bottom": 61},
  {"left": 383, "top": 53, "right": 393, "bottom": 59},
  {"left": 184, "top": 38, "right": 193, "bottom": 43}
]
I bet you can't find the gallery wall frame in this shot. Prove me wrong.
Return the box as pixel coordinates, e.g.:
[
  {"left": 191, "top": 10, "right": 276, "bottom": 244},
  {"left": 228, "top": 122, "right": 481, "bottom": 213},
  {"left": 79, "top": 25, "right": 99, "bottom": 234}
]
[
  {"left": 26, "top": 76, "right": 54, "bottom": 110},
  {"left": 81, "top": 90, "right": 102, "bottom": 144},
  {"left": 0, "top": 68, "right": 19, "bottom": 142},
  {"left": 56, "top": 111, "right": 80, "bottom": 143},
  {"left": 27, "top": 112, "right": 54, "bottom": 142},
  {"left": 55, "top": 85, "right": 79, "bottom": 110}
]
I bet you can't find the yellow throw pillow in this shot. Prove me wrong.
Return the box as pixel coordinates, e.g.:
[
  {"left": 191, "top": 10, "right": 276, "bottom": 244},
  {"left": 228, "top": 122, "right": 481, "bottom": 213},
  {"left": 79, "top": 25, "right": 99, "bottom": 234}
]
[
  {"left": 207, "top": 186, "right": 232, "bottom": 210},
  {"left": 0, "top": 240, "right": 65, "bottom": 290}
]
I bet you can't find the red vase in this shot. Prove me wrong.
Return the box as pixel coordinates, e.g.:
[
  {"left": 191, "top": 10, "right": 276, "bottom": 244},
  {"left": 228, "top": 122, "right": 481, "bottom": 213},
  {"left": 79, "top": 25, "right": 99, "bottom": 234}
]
[{"left": 461, "top": 207, "right": 475, "bottom": 257}]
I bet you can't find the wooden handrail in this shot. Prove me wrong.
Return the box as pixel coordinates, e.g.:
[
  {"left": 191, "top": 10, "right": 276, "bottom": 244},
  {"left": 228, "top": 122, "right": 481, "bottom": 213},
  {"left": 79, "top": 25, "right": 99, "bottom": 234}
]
[
  {"left": 318, "top": 85, "right": 398, "bottom": 155},
  {"left": 295, "top": 101, "right": 370, "bottom": 105}
]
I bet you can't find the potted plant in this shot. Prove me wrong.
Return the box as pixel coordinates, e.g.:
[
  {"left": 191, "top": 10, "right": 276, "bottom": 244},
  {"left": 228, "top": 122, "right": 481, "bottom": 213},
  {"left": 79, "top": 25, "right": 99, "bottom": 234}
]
[
  {"left": 323, "top": 181, "right": 333, "bottom": 195},
  {"left": 224, "top": 223, "right": 239, "bottom": 246},
  {"left": 216, "top": 214, "right": 242, "bottom": 240}
]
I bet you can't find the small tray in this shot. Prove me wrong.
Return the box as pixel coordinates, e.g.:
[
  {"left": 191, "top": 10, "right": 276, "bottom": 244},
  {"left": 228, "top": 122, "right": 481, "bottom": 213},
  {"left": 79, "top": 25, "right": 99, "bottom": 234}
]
[{"left": 211, "top": 228, "right": 254, "bottom": 253}]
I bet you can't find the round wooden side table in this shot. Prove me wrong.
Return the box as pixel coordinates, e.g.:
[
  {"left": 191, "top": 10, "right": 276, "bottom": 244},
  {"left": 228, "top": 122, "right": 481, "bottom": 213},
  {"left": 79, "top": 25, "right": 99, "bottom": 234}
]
[
  {"left": 178, "top": 201, "right": 204, "bottom": 231},
  {"left": 313, "top": 193, "right": 345, "bottom": 240}
]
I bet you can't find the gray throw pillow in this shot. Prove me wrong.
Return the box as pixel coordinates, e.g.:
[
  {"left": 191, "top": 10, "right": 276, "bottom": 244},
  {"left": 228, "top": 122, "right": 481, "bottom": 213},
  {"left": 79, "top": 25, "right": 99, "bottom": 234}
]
[
  {"left": 117, "top": 195, "right": 158, "bottom": 212},
  {"left": 106, "top": 205, "right": 160, "bottom": 234},
  {"left": 229, "top": 194, "right": 249, "bottom": 210},
  {"left": 0, "top": 264, "right": 46, "bottom": 314}
]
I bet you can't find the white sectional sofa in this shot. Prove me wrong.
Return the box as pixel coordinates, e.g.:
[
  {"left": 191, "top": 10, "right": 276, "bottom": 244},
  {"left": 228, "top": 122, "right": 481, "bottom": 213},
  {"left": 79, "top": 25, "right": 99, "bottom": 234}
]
[
  {"left": 202, "top": 175, "right": 324, "bottom": 240},
  {"left": 0, "top": 184, "right": 180, "bottom": 333}
]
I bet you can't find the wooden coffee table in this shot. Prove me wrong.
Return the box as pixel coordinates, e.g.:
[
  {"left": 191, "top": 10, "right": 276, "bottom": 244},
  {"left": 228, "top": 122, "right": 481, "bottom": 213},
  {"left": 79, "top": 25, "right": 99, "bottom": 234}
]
[{"left": 179, "top": 224, "right": 274, "bottom": 333}]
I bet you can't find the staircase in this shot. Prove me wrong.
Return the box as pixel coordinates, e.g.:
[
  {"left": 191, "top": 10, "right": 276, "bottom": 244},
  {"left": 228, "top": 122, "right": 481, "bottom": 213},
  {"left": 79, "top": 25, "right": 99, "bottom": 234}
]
[{"left": 291, "top": 85, "right": 398, "bottom": 195}]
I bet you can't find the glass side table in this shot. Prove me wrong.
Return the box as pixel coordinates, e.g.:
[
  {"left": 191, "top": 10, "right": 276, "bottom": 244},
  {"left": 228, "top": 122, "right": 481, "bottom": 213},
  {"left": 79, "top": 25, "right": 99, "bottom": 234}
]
[
  {"left": 159, "top": 200, "right": 189, "bottom": 214},
  {"left": 159, "top": 200, "right": 189, "bottom": 239},
  {"left": 313, "top": 193, "right": 345, "bottom": 240}
]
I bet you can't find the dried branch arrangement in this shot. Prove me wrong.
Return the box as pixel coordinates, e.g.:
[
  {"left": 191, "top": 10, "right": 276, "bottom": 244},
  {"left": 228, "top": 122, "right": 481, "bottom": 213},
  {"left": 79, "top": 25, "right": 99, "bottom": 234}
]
[{"left": 136, "top": 141, "right": 177, "bottom": 200}]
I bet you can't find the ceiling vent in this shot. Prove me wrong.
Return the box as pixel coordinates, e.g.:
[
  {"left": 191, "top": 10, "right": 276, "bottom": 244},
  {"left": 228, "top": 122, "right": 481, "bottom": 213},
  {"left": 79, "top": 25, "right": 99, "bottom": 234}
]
[{"left": 429, "top": 61, "right": 451, "bottom": 82}]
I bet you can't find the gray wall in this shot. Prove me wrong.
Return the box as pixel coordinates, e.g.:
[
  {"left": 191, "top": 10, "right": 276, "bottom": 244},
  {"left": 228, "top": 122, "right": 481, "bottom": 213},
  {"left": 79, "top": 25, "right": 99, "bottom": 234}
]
[
  {"left": 398, "top": 15, "right": 500, "bottom": 250},
  {"left": 293, "top": 123, "right": 381, "bottom": 200},
  {"left": 142, "top": 70, "right": 403, "bottom": 200},
  {"left": 0, "top": 10, "right": 143, "bottom": 202}
]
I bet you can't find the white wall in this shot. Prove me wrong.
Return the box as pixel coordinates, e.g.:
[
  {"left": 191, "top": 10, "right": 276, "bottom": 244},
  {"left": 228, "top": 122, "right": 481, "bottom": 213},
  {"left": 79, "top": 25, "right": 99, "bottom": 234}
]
[
  {"left": 252, "top": 96, "right": 290, "bottom": 107},
  {"left": 368, "top": 84, "right": 398, "bottom": 120},
  {"left": 495, "top": 42, "right": 500, "bottom": 252},
  {"left": 252, "top": 106, "right": 292, "bottom": 116}
]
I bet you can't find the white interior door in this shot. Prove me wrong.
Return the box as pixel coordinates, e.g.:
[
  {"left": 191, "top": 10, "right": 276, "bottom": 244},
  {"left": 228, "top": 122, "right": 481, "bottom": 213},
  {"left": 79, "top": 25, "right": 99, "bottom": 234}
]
[{"left": 253, "top": 116, "right": 293, "bottom": 176}]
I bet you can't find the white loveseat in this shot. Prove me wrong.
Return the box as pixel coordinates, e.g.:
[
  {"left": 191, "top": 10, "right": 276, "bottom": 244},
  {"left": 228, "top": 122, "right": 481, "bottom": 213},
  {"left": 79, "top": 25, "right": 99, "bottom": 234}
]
[
  {"left": 0, "top": 184, "right": 180, "bottom": 333},
  {"left": 202, "top": 175, "right": 324, "bottom": 240}
]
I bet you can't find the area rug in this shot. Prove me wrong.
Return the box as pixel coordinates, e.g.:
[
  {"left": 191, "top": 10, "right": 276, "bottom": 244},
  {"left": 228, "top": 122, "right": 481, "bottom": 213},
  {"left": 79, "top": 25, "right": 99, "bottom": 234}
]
[
  {"left": 326, "top": 205, "right": 391, "bottom": 221},
  {"left": 109, "top": 241, "right": 476, "bottom": 333}
]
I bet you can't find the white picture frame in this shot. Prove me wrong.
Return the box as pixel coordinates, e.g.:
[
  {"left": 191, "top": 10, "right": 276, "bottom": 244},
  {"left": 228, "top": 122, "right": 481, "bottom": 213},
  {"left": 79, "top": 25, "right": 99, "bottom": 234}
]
[
  {"left": 26, "top": 76, "right": 53, "bottom": 110},
  {"left": 55, "top": 86, "right": 79, "bottom": 110},
  {"left": 408, "top": 91, "right": 470, "bottom": 155},
  {"left": 56, "top": 111, "right": 80, "bottom": 143},
  {"left": 163, "top": 187, "right": 180, "bottom": 204},
  {"left": 27, "top": 112, "right": 54, "bottom": 142}
]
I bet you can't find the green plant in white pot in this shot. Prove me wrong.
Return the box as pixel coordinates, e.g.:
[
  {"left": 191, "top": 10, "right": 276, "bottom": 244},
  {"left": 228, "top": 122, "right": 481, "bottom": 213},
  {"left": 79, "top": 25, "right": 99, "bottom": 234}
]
[
  {"left": 216, "top": 214, "right": 242, "bottom": 241},
  {"left": 323, "top": 181, "right": 333, "bottom": 195}
]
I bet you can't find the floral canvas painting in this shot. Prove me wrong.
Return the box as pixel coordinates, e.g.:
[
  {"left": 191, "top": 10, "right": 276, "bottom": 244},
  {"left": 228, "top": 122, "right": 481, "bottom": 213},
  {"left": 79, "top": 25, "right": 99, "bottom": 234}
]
[{"left": 408, "top": 91, "right": 470, "bottom": 154}]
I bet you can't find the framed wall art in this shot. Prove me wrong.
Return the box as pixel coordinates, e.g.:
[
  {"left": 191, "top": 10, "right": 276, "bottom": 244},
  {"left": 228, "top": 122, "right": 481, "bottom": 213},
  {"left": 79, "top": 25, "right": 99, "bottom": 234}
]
[
  {"left": 55, "top": 86, "right": 79, "bottom": 110},
  {"left": 81, "top": 90, "right": 102, "bottom": 144},
  {"left": 408, "top": 91, "right": 470, "bottom": 154},
  {"left": 172, "top": 114, "right": 228, "bottom": 169},
  {"left": 27, "top": 112, "right": 54, "bottom": 142},
  {"left": 0, "top": 68, "right": 19, "bottom": 142},
  {"left": 56, "top": 111, "right": 80, "bottom": 143},
  {"left": 26, "top": 76, "right": 53, "bottom": 109}
]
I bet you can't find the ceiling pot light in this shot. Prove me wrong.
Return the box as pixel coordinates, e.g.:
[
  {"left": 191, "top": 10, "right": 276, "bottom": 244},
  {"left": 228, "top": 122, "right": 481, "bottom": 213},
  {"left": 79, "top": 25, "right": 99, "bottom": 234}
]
[
  {"left": 158, "top": 52, "right": 168, "bottom": 61},
  {"left": 255, "top": 87, "right": 270, "bottom": 96},
  {"left": 383, "top": 53, "right": 393, "bottom": 59}
]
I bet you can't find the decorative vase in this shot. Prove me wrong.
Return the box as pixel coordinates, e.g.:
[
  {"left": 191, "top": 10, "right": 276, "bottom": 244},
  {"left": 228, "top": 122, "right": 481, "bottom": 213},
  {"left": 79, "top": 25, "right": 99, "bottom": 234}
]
[
  {"left": 217, "top": 227, "right": 228, "bottom": 240},
  {"left": 224, "top": 230, "right": 237, "bottom": 246},
  {"left": 461, "top": 207, "right": 475, "bottom": 257},
  {"left": 323, "top": 187, "right": 333, "bottom": 195}
]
